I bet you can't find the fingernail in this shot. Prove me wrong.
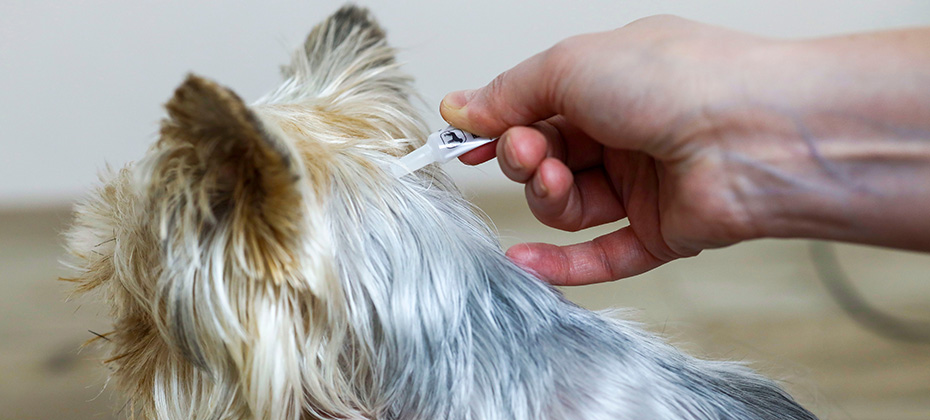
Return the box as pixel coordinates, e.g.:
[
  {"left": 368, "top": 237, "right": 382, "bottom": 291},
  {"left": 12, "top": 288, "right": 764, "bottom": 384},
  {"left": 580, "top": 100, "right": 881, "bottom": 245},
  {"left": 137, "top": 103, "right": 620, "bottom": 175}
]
[
  {"left": 501, "top": 133, "right": 524, "bottom": 171},
  {"left": 531, "top": 173, "right": 549, "bottom": 198},
  {"left": 505, "top": 245, "right": 546, "bottom": 280},
  {"left": 442, "top": 89, "right": 476, "bottom": 110},
  {"left": 505, "top": 243, "right": 535, "bottom": 266}
]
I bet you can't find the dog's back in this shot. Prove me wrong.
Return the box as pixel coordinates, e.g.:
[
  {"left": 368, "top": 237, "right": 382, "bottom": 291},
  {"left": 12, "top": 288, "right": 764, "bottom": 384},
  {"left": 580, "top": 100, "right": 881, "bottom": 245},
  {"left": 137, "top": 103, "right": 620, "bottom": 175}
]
[
  {"left": 324, "top": 147, "right": 816, "bottom": 419},
  {"left": 65, "top": 5, "right": 816, "bottom": 419}
]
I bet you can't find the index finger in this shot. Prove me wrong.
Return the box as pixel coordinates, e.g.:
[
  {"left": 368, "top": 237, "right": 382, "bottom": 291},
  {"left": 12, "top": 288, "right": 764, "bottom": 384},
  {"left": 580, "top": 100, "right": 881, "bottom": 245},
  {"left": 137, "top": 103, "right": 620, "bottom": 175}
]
[{"left": 458, "top": 140, "right": 498, "bottom": 165}]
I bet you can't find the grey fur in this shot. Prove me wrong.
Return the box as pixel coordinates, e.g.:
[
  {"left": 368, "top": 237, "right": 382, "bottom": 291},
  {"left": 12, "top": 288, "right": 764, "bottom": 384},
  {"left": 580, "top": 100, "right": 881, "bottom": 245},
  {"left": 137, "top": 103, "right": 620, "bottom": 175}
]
[
  {"left": 323, "top": 150, "right": 817, "bottom": 419},
  {"left": 308, "top": 6, "right": 818, "bottom": 419}
]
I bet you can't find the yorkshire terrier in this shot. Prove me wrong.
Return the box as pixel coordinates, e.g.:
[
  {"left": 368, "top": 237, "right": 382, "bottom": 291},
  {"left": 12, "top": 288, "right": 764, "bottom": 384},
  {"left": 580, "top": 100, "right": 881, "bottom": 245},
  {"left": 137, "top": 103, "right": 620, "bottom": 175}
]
[{"left": 65, "top": 5, "right": 817, "bottom": 419}]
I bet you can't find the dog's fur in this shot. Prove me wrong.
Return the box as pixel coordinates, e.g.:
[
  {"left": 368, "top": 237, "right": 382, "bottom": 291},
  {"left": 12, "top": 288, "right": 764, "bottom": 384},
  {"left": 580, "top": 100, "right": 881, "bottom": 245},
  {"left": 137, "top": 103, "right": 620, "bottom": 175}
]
[{"left": 65, "top": 6, "right": 817, "bottom": 420}]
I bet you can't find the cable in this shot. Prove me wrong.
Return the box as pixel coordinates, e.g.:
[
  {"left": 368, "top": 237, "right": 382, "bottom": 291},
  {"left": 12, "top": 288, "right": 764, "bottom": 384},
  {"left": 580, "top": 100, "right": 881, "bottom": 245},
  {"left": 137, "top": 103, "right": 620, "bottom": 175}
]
[{"left": 809, "top": 241, "right": 930, "bottom": 344}]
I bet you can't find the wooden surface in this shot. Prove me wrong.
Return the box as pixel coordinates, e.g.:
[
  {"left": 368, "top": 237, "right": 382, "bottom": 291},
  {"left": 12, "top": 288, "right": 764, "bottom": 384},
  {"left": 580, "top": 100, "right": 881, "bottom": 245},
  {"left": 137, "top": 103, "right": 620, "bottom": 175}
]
[{"left": 2, "top": 191, "right": 929, "bottom": 419}]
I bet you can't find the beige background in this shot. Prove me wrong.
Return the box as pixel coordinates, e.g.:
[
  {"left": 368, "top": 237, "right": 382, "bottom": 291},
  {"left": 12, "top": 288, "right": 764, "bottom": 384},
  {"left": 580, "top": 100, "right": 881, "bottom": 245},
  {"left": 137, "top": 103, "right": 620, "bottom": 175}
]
[
  {"left": 3, "top": 198, "right": 930, "bottom": 419},
  {"left": 2, "top": 1, "right": 930, "bottom": 419}
]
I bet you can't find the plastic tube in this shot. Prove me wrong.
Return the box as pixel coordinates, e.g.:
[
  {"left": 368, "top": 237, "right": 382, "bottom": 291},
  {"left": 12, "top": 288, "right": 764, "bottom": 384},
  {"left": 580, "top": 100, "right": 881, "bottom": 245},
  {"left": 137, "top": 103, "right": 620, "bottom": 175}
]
[{"left": 391, "top": 126, "right": 496, "bottom": 178}]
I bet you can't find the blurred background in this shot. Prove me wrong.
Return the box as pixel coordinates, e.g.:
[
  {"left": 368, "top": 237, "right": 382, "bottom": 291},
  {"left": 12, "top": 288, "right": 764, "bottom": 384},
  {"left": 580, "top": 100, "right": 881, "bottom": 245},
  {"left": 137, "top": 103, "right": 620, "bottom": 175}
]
[{"left": 2, "top": 1, "right": 930, "bottom": 418}]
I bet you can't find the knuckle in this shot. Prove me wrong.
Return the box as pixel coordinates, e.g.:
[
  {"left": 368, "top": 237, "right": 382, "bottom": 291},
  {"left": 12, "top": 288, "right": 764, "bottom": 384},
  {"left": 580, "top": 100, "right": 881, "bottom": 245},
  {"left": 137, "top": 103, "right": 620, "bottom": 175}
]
[
  {"left": 501, "top": 165, "right": 531, "bottom": 184},
  {"left": 541, "top": 33, "right": 601, "bottom": 109},
  {"left": 485, "top": 72, "right": 507, "bottom": 100},
  {"left": 626, "top": 14, "right": 685, "bottom": 29},
  {"left": 468, "top": 72, "right": 511, "bottom": 132},
  {"left": 555, "top": 204, "right": 585, "bottom": 232},
  {"left": 536, "top": 40, "right": 577, "bottom": 112},
  {"left": 543, "top": 36, "right": 584, "bottom": 77},
  {"left": 530, "top": 121, "right": 566, "bottom": 161},
  {"left": 590, "top": 235, "right": 621, "bottom": 280},
  {"left": 545, "top": 38, "right": 575, "bottom": 64}
]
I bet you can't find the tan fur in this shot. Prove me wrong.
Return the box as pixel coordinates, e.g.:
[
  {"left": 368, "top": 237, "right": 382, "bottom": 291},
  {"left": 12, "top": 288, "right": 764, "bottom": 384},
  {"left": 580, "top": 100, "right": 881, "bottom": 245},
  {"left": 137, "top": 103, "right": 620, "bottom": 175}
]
[
  {"left": 159, "top": 75, "right": 307, "bottom": 284},
  {"left": 63, "top": 6, "right": 421, "bottom": 417}
]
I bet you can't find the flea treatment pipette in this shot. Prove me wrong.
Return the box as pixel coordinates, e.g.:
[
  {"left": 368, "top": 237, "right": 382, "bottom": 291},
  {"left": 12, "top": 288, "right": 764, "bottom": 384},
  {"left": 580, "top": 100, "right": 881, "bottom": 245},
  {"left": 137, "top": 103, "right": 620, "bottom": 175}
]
[{"left": 391, "top": 126, "right": 496, "bottom": 177}]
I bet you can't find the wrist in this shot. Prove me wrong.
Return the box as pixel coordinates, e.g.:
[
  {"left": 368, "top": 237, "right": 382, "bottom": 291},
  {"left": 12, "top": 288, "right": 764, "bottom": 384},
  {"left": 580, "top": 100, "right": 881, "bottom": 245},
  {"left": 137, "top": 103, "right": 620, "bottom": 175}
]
[{"left": 711, "top": 35, "right": 930, "bottom": 249}]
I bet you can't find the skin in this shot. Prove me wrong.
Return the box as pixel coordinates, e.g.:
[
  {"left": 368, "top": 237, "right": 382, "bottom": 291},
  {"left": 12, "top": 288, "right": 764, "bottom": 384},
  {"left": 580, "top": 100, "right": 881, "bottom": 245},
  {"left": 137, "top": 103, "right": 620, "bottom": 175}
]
[{"left": 439, "top": 15, "right": 930, "bottom": 286}]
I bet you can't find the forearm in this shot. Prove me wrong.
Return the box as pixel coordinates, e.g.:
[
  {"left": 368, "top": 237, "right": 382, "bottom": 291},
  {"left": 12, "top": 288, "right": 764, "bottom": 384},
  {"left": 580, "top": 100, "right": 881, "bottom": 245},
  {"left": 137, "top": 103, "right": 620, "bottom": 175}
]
[{"left": 728, "top": 28, "right": 930, "bottom": 250}]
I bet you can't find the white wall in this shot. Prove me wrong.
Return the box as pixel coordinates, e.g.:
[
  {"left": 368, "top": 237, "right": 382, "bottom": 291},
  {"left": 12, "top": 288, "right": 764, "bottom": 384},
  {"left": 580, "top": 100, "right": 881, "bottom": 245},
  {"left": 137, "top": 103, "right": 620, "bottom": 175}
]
[{"left": 2, "top": 1, "right": 929, "bottom": 208}]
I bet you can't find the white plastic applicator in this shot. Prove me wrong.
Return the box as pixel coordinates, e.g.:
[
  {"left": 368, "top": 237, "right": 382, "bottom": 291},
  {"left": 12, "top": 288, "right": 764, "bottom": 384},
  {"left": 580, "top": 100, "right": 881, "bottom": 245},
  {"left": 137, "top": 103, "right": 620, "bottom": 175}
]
[{"left": 391, "top": 126, "right": 496, "bottom": 177}]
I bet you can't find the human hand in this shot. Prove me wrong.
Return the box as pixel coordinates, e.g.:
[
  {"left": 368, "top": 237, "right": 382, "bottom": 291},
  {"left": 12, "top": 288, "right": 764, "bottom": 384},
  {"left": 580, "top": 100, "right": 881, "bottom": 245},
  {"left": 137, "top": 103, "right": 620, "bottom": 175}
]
[{"left": 440, "top": 16, "right": 930, "bottom": 285}]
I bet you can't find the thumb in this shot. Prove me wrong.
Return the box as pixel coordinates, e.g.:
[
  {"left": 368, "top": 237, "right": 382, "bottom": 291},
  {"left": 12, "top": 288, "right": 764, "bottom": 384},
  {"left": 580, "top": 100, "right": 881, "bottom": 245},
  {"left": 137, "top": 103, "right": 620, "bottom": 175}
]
[{"left": 440, "top": 49, "right": 567, "bottom": 137}]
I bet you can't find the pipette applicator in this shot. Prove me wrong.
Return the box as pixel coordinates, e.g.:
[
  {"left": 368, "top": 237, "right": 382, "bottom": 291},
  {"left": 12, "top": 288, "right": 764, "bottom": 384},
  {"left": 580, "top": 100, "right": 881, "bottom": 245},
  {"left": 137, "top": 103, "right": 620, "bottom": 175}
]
[{"left": 391, "top": 126, "right": 496, "bottom": 177}]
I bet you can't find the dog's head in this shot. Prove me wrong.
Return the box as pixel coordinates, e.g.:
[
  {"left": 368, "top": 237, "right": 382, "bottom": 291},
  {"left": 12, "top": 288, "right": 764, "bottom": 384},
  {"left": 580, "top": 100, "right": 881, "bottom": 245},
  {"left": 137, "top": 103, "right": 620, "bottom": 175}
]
[{"left": 65, "top": 6, "right": 463, "bottom": 419}]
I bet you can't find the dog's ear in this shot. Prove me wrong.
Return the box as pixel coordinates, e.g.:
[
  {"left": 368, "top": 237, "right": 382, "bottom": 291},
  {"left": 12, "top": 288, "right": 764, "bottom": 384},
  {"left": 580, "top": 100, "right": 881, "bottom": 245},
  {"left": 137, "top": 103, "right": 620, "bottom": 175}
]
[
  {"left": 145, "top": 75, "right": 328, "bottom": 410},
  {"left": 277, "top": 5, "right": 410, "bottom": 103},
  {"left": 154, "top": 74, "right": 308, "bottom": 286}
]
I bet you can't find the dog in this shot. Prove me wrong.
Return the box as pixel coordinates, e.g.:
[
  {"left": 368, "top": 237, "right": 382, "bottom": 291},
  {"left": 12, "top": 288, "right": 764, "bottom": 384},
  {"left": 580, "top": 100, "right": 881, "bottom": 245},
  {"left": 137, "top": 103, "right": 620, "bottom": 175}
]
[{"left": 64, "top": 5, "right": 817, "bottom": 419}]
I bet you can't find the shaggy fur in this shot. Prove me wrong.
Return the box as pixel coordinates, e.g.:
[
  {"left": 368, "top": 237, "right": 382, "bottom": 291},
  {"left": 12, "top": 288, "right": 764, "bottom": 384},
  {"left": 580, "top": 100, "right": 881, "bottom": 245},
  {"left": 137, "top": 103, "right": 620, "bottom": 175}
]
[{"left": 65, "top": 5, "right": 817, "bottom": 420}]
